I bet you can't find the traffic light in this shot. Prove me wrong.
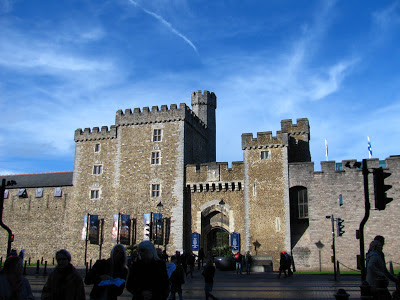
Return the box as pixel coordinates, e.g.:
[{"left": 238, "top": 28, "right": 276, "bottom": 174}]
[
  {"left": 337, "top": 218, "right": 345, "bottom": 236},
  {"left": 373, "top": 167, "right": 393, "bottom": 210},
  {"left": 145, "top": 221, "right": 152, "bottom": 240},
  {"left": 9, "top": 234, "right": 14, "bottom": 242}
]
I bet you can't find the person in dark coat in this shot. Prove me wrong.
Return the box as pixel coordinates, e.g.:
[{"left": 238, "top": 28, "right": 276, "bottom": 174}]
[
  {"left": 169, "top": 256, "right": 185, "bottom": 300},
  {"left": 41, "top": 249, "right": 85, "bottom": 300},
  {"left": 85, "top": 244, "right": 129, "bottom": 300},
  {"left": 244, "top": 251, "right": 252, "bottom": 275},
  {"left": 127, "top": 241, "right": 169, "bottom": 300},
  {"left": 198, "top": 248, "right": 205, "bottom": 270},
  {"left": 366, "top": 240, "right": 398, "bottom": 297},
  {"left": 234, "top": 252, "right": 243, "bottom": 275},
  {"left": 277, "top": 251, "right": 290, "bottom": 278},
  {"left": 186, "top": 251, "right": 196, "bottom": 278},
  {"left": 0, "top": 255, "right": 34, "bottom": 300},
  {"left": 202, "top": 259, "right": 217, "bottom": 300}
]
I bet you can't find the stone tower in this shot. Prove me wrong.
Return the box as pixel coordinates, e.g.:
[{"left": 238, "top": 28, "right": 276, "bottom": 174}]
[{"left": 191, "top": 90, "right": 217, "bottom": 162}]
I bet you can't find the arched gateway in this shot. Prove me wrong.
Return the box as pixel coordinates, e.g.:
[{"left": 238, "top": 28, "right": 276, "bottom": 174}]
[{"left": 195, "top": 200, "right": 234, "bottom": 253}]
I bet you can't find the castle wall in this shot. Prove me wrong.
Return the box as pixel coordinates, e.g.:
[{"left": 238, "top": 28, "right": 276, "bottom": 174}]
[
  {"left": 242, "top": 131, "right": 290, "bottom": 270},
  {"left": 0, "top": 186, "right": 73, "bottom": 263},
  {"left": 289, "top": 157, "right": 400, "bottom": 271}
]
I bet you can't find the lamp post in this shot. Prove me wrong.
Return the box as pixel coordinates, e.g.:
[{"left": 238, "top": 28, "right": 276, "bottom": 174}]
[
  {"left": 219, "top": 199, "right": 225, "bottom": 247},
  {"left": 156, "top": 201, "right": 163, "bottom": 248},
  {"left": 0, "top": 179, "right": 17, "bottom": 258}
]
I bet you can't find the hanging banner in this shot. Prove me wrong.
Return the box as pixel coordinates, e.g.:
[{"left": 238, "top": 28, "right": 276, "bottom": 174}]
[
  {"left": 119, "top": 214, "right": 131, "bottom": 245},
  {"left": 143, "top": 213, "right": 152, "bottom": 241},
  {"left": 112, "top": 214, "right": 119, "bottom": 241},
  {"left": 191, "top": 232, "right": 200, "bottom": 251},
  {"left": 231, "top": 232, "right": 240, "bottom": 251},
  {"left": 153, "top": 213, "right": 163, "bottom": 245},
  {"left": 81, "top": 215, "right": 88, "bottom": 241},
  {"left": 89, "top": 215, "right": 100, "bottom": 244}
]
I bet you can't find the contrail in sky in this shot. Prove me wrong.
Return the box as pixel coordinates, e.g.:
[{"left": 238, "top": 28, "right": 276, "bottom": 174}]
[{"left": 128, "top": 0, "right": 199, "bottom": 54}]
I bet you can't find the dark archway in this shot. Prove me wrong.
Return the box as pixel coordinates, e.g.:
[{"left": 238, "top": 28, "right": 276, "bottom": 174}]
[
  {"left": 207, "top": 227, "right": 229, "bottom": 254},
  {"left": 289, "top": 186, "right": 309, "bottom": 249}
]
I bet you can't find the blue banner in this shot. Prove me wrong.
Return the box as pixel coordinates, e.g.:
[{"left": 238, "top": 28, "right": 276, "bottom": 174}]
[
  {"left": 231, "top": 232, "right": 240, "bottom": 251},
  {"left": 191, "top": 232, "right": 200, "bottom": 251}
]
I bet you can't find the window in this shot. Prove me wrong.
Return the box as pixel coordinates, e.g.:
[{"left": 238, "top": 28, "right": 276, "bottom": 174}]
[
  {"left": 17, "top": 189, "right": 27, "bottom": 198},
  {"left": 93, "top": 165, "right": 103, "bottom": 175},
  {"left": 153, "top": 129, "right": 162, "bottom": 142},
  {"left": 90, "top": 190, "right": 100, "bottom": 200},
  {"left": 275, "top": 217, "right": 281, "bottom": 232},
  {"left": 253, "top": 183, "right": 257, "bottom": 196},
  {"left": 261, "top": 150, "right": 269, "bottom": 160},
  {"left": 151, "top": 152, "right": 160, "bottom": 165},
  {"left": 151, "top": 184, "right": 160, "bottom": 197},
  {"left": 54, "top": 187, "right": 62, "bottom": 197},
  {"left": 94, "top": 144, "right": 100, "bottom": 153},
  {"left": 35, "top": 188, "right": 43, "bottom": 198},
  {"left": 298, "top": 189, "right": 308, "bottom": 219}
]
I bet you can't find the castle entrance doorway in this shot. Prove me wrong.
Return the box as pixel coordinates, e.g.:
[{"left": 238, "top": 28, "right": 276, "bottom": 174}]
[{"left": 200, "top": 200, "right": 230, "bottom": 254}]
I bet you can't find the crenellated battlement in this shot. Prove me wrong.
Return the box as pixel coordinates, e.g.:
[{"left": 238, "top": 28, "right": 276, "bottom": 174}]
[
  {"left": 186, "top": 161, "right": 244, "bottom": 184},
  {"left": 74, "top": 125, "right": 117, "bottom": 142},
  {"left": 191, "top": 90, "right": 217, "bottom": 108},
  {"left": 281, "top": 118, "right": 310, "bottom": 135},
  {"left": 115, "top": 103, "right": 207, "bottom": 131},
  {"left": 241, "top": 131, "right": 288, "bottom": 150}
]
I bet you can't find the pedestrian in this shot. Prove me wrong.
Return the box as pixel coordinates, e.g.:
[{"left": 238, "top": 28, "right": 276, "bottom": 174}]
[
  {"left": 198, "top": 248, "right": 205, "bottom": 270},
  {"left": 0, "top": 255, "right": 35, "bottom": 300},
  {"left": 85, "top": 244, "right": 129, "bottom": 300},
  {"left": 284, "top": 252, "right": 293, "bottom": 276},
  {"left": 41, "top": 249, "right": 85, "bottom": 300},
  {"left": 181, "top": 251, "right": 188, "bottom": 275},
  {"left": 186, "top": 251, "right": 195, "bottom": 278},
  {"left": 234, "top": 252, "right": 242, "bottom": 275},
  {"left": 169, "top": 256, "right": 185, "bottom": 300},
  {"left": 202, "top": 259, "right": 217, "bottom": 300},
  {"left": 244, "top": 251, "right": 252, "bottom": 275},
  {"left": 162, "top": 249, "right": 169, "bottom": 262},
  {"left": 126, "top": 240, "right": 170, "bottom": 299},
  {"left": 366, "top": 239, "right": 398, "bottom": 297},
  {"left": 277, "top": 251, "right": 289, "bottom": 278}
]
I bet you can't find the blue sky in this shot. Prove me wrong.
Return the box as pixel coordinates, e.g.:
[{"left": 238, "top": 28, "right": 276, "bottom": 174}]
[{"left": 1, "top": 0, "right": 400, "bottom": 175}]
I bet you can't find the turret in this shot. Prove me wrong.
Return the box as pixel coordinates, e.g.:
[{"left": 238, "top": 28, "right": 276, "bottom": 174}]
[{"left": 191, "top": 91, "right": 217, "bottom": 162}]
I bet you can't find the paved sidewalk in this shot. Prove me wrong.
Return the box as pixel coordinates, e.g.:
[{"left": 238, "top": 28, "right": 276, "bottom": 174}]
[{"left": 26, "top": 266, "right": 398, "bottom": 299}]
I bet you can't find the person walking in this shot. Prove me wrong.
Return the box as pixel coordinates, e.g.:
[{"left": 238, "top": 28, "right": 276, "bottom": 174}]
[
  {"left": 234, "top": 252, "right": 242, "bottom": 275},
  {"left": 186, "top": 251, "right": 195, "bottom": 278},
  {"left": 126, "top": 240, "right": 170, "bottom": 299},
  {"left": 198, "top": 248, "right": 205, "bottom": 270},
  {"left": 169, "top": 256, "right": 185, "bottom": 300},
  {"left": 0, "top": 255, "right": 35, "bottom": 300},
  {"left": 85, "top": 244, "right": 129, "bottom": 300},
  {"left": 277, "top": 251, "right": 290, "bottom": 278},
  {"left": 366, "top": 239, "right": 398, "bottom": 298},
  {"left": 41, "top": 249, "right": 85, "bottom": 300},
  {"left": 244, "top": 251, "right": 252, "bottom": 275},
  {"left": 202, "top": 259, "right": 217, "bottom": 300}
]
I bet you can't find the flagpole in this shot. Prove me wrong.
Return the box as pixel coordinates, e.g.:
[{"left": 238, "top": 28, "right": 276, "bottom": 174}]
[
  {"left": 367, "top": 136, "right": 372, "bottom": 159},
  {"left": 325, "top": 139, "right": 328, "bottom": 161}
]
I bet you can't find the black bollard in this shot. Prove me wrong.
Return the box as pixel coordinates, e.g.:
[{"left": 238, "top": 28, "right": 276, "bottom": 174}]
[
  {"left": 23, "top": 260, "right": 27, "bottom": 275},
  {"left": 86, "top": 262, "right": 89, "bottom": 275},
  {"left": 90, "top": 259, "right": 92, "bottom": 270},
  {"left": 334, "top": 289, "right": 350, "bottom": 300},
  {"left": 44, "top": 261, "right": 47, "bottom": 275},
  {"left": 28, "top": 257, "right": 31, "bottom": 265},
  {"left": 41, "top": 257, "right": 43, "bottom": 265},
  {"left": 52, "top": 257, "right": 54, "bottom": 265},
  {"left": 36, "top": 260, "right": 40, "bottom": 274}
]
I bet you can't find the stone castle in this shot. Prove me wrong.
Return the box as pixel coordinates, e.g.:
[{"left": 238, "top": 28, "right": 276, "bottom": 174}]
[{"left": 1, "top": 90, "right": 399, "bottom": 271}]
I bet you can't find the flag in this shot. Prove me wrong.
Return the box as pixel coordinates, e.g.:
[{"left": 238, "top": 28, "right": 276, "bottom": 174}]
[
  {"left": 325, "top": 139, "right": 328, "bottom": 161},
  {"left": 368, "top": 136, "right": 372, "bottom": 158}
]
